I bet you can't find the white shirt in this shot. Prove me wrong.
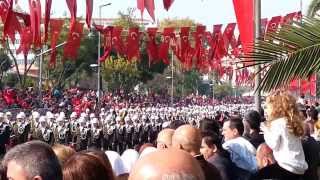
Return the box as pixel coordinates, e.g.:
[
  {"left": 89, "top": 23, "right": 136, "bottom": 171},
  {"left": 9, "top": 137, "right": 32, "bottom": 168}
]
[{"left": 263, "top": 117, "right": 308, "bottom": 174}]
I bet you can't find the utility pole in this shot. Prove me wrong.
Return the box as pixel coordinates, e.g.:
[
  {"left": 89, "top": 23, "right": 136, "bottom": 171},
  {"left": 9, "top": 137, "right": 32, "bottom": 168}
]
[{"left": 254, "top": 0, "right": 262, "bottom": 112}]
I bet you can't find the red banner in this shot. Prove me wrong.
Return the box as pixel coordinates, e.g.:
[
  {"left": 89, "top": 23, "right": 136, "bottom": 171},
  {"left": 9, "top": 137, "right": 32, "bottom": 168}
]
[
  {"left": 44, "top": 0, "right": 52, "bottom": 43},
  {"left": 86, "top": 0, "right": 93, "bottom": 29},
  {"left": 29, "top": 0, "right": 41, "bottom": 48},
  {"left": 49, "top": 19, "right": 64, "bottom": 67},
  {"left": 146, "top": 28, "right": 159, "bottom": 65},
  {"left": 64, "top": 22, "right": 84, "bottom": 59},
  {"left": 126, "top": 27, "right": 140, "bottom": 61}
]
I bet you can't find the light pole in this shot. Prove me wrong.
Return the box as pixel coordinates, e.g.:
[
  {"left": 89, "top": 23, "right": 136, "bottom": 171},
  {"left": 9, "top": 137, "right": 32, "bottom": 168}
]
[
  {"left": 254, "top": 0, "right": 262, "bottom": 112},
  {"left": 97, "top": 2, "right": 112, "bottom": 105}
]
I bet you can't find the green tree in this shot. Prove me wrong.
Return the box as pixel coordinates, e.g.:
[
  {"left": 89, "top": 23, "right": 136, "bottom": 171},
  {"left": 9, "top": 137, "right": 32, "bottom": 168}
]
[
  {"left": 307, "top": 0, "right": 320, "bottom": 17},
  {"left": 240, "top": 16, "right": 320, "bottom": 93}
]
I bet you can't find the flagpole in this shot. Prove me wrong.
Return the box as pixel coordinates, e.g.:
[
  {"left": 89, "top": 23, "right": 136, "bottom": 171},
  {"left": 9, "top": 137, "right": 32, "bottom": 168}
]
[
  {"left": 254, "top": 0, "right": 262, "bottom": 112},
  {"left": 38, "top": 47, "right": 43, "bottom": 104}
]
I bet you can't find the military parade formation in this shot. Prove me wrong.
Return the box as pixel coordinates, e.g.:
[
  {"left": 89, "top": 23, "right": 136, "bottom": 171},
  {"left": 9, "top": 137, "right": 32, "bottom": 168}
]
[{"left": 0, "top": 104, "right": 254, "bottom": 155}]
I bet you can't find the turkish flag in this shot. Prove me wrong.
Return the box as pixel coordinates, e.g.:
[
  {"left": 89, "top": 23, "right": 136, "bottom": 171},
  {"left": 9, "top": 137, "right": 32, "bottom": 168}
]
[
  {"left": 282, "top": 12, "right": 296, "bottom": 25},
  {"left": 66, "top": 0, "right": 77, "bottom": 31},
  {"left": 94, "top": 25, "right": 113, "bottom": 62},
  {"left": 261, "top": 18, "right": 268, "bottom": 38},
  {"left": 64, "top": 21, "right": 84, "bottom": 59},
  {"left": 232, "top": 0, "right": 253, "bottom": 54},
  {"left": 266, "top": 16, "right": 282, "bottom": 34},
  {"left": 44, "top": 0, "right": 52, "bottom": 43},
  {"left": 146, "top": 28, "right": 159, "bottom": 65},
  {"left": 159, "top": 27, "right": 174, "bottom": 65},
  {"left": 194, "top": 25, "right": 206, "bottom": 68},
  {"left": 16, "top": 27, "right": 33, "bottom": 57},
  {"left": 29, "top": 0, "right": 41, "bottom": 48},
  {"left": 178, "top": 27, "right": 191, "bottom": 63},
  {"left": 163, "top": 0, "right": 174, "bottom": 11},
  {"left": 145, "top": 0, "right": 155, "bottom": 21},
  {"left": 112, "top": 27, "right": 125, "bottom": 55},
  {"left": 49, "top": 19, "right": 64, "bottom": 67},
  {"left": 126, "top": 27, "right": 140, "bottom": 61},
  {"left": 223, "top": 23, "right": 236, "bottom": 51},
  {"left": 309, "top": 75, "right": 317, "bottom": 97},
  {"left": 86, "top": 0, "right": 93, "bottom": 29},
  {"left": 1, "top": 0, "right": 21, "bottom": 43}
]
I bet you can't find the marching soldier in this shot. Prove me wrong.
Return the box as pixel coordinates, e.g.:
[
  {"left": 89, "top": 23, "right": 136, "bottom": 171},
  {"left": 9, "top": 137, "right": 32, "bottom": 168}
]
[
  {"left": 14, "top": 112, "right": 31, "bottom": 144},
  {"left": 0, "top": 112, "right": 12, "bottom": 156},
  {"left": 102, "top": 114, "right": 113, "bottom": 151},
  {"left": 132, "top": 115, "right": 142, "bottom": 146},
  {"left": 54, "top": 116, "right": 71, "bottom": 145},
  {"left": 70, "top": 114, "right": 80, "bottom": 149},
  {"left": 90, "top": 118, "right": 103, "bottom": 150},
  {"left": 116, "top": 117, "right": 126, "bottom": 153},
  {"left": 77, "top": 118, "right": 91, "bottom": 151},
  {"left": 124, "top": 116, "right": 134, "bottom": 149},
  {"left": 36, "top": 116, "right": 54, "bottom": 145}
]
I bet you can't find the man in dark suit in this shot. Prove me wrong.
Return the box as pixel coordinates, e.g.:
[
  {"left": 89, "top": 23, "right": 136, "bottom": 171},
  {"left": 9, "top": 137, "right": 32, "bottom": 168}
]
[{"left": 172, "top": 124, "right": 222, "bottom": 180}]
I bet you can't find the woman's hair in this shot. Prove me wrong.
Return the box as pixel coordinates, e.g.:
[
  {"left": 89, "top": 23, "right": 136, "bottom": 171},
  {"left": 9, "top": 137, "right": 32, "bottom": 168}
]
[
  {"left": 63, "top": 153, "right": 115, "bottom": 180},
  {"left": 266, "top": 90, "right": 304, "bottom": 137},
  {"left": 83, "top": 149, "right": 115, "bottom": 179},
  {"left": 52, "top": 144, "right": 76, "bottom": 166}
]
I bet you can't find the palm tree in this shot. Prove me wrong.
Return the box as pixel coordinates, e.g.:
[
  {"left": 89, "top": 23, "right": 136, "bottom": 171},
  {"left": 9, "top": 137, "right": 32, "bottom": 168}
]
[
  {"left": 241, "top": 16, "right": 320, "bottom": 93},
  {"left": 307, "top": 0, "right": 320, "bottom": 17}
]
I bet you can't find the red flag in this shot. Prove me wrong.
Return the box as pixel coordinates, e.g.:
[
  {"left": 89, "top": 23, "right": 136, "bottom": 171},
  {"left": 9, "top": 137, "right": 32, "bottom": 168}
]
[
  {"left": 289, "top": 79, "right": 299, "bottom": 91},
  {"left": 266, "top": 16, "right": 282, "bottom": 34},
  {"left": 282, "top": 12, "right": 296, "bottom": 25},
  {"left": 178, "top": 27, "right": 190, "bottom": 63},
  {"left": 16, "top": 27, "right": 32, "bottom": 57},
  {"left": 64, "top": 22, "right": 84, "bottom": 59},
  {"left": 146, "top": 28, "right": 159, "bottom": 65},
  {"left": 300, "top": 79, "right": 310, "bottom": 95},
  {"left": 159, "top": 27, "right": 175, "bottom": 65},
  {"left": 232, "top": 0, "right": 253, "bottom": 54},
  {"left": 14, "top": 12, "right": 31, "bottom": 26},
  {"left": 2, "top": 0, "right": 21, "bottom": 43},
  {"left": 95, "top": 25, "right": 113, "bottom": 62},
  {"left": 145, "top": 0, "right": 155, "bottom": 21},
  {"left": 223, "top": 23, "right": 236, "bottom": 51},
  {"left": 137, "top": 0, "right": 145, "bottom": 18},
  {"left": 261, "top": 18, "right": 268, "bottom": 38},
  {"left": 66, "top": 0, "right": 77, "bottom": 31},
  {"left": 44, "top": 0, "right": 52, "bottom": 43},
  {"left": 86, "top": 0, "right": 93, "bottom": 29},
  {"left": 126, "top": 27, "right": 140, "bottom": 61},
  {"left": 49, "top": 19, "right": 64, "bottom": 67},
  {"left": 29, "top": 0, "right": 41, "bottom": 47},
  {"left": 163, "top": 0, "right": 174, "bottom": 11},
  {"left": 310, "top": 75, "right": 317, "bottom": 97},
  {"left": 193, "top": 25, "right": 206, "bottom": 70},
  {"left": 112, "top": 27, "right": 125, "bottom": 55}
]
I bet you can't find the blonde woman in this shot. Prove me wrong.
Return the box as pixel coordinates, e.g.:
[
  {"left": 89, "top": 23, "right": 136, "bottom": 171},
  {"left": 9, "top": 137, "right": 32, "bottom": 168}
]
[{"left": 261, "top": 90, "right": 308, "bottom": 179}]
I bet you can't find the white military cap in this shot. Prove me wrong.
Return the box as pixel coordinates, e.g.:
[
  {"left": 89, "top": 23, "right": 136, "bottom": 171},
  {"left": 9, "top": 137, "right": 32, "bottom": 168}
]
[
  {"left": 0, "top": 112, "right": 4, "bottom": 118},
  {"left": 90, "top": 113, "right": 95, "bottom": 118},
  {"left": 91, "top": 118, "right": 99, "bottom": 124},
  {"left": 70, "top": 112, "right": 77, "bottom": 118},
  {"left": 39, "top": 116, "right": 46, "bottom": 123}
]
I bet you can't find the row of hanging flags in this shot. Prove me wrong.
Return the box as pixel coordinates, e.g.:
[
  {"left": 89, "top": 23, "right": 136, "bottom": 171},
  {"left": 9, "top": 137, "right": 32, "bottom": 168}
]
[{"left": 0, "top": 0, "right": 316, "bottom": 95}]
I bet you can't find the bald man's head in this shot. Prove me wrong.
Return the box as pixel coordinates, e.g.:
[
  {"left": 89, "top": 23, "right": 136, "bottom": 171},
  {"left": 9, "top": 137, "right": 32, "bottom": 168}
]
[
  {"left": 256, "top": 143, "right": 275, "bottom": 169},
  {"left": 157, "top": 129, "right": 175, "bottom": 149},
  {"left": 129, "top": 149, "right": 205, "bottom": 180},
  {"left": 172, "top": 125, "right": 202, "bottom": 156}
]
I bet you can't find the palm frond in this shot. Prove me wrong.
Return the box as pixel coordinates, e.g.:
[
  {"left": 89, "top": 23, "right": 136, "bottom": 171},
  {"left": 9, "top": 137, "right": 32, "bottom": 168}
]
[
  {"left": 307, "top": 0, "right": 320, "bottom": 17},
  {"left": 239, "top": 17, "right": 320, "bottom": 93}
]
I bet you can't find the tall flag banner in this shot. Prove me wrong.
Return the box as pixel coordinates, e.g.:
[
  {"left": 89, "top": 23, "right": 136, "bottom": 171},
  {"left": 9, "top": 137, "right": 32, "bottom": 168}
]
[
  {"left": 146, "top": 27, "right": 159, "bottom": 65},
  {"left": 126, "top": 27, "right": 140, "bottom": 61},
  {"left": 179, "top": 27, "right": 194, "bottom": 70},
  {"left": 2, "top": 0, "right": 22, "bottom": 43},
  {"left": 310, "top": 75, "right": 317, "bottom": 97},
  {"left": 16, "top": 27, "right": 32, "bottom": 57},
  {"left": 208, "top": 24, "right": 223, "bottom": 68},
  {"left": 29, "top": 0, "right": 41, "bottom": 48},
  {"left": 261, "top": 18, "right": 268, "bottom": 38},
  {"left": 64, "top": 21, "right": 83, "bottom": 59},
  {"left": 137, "top": 0, "right": 145, "bottom": 18},
  {"left": 266, "top": 16, "right": 282, "bottom": 33},
  {"left": 194, "top": 25, "right": 206, "bottom": 69},
  {"left": 159, "top": 27, "right": 174, "bottom": 65},
  {"left": 44, "top": 0, "right": 52, "bottom": 43},
  {"left": 145, "top": 0, "right": 155, "bottom": 21},
  {"left": 95, "top": 26, "right": 113, "bottom": 62},
  {"left": 49, "top": 19, "right": 64, "bottom": 67},
  {"left": 112, "top": 27, "right": 125, "bottom": 56},
  {"left": 232, "top": 0, "right": 253, "bottom": 54},
  {"left": 163, "top": 0, "right": 174, "bottom": 11},
  {"left": 86, "top": 0, "right": 93, "bottom": 29},
  {"left": 66, "top": 0, "right": 77, "bottom": 31},
  {"left": 223, "top": 23, "right": 236, "bottom": 51}
]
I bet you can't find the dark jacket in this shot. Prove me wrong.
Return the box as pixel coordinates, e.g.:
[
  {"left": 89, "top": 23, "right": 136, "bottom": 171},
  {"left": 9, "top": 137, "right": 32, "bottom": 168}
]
[
  {"left": 195, "top": 154, "right": 222, "bottom": 180},
  {"left": 207, "top": 152, "right": 233, "bottom": 180}
]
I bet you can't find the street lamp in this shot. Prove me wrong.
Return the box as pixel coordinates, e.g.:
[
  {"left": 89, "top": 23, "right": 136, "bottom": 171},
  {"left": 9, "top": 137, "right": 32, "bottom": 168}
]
[{"left": 97, "top": 2, "right": 112, "bottom": 105}]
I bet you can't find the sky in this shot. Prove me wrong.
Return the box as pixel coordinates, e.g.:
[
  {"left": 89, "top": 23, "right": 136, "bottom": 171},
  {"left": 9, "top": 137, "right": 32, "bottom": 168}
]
[{"left": 17, "top": 0, "right": 313, "bottom": 29}]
